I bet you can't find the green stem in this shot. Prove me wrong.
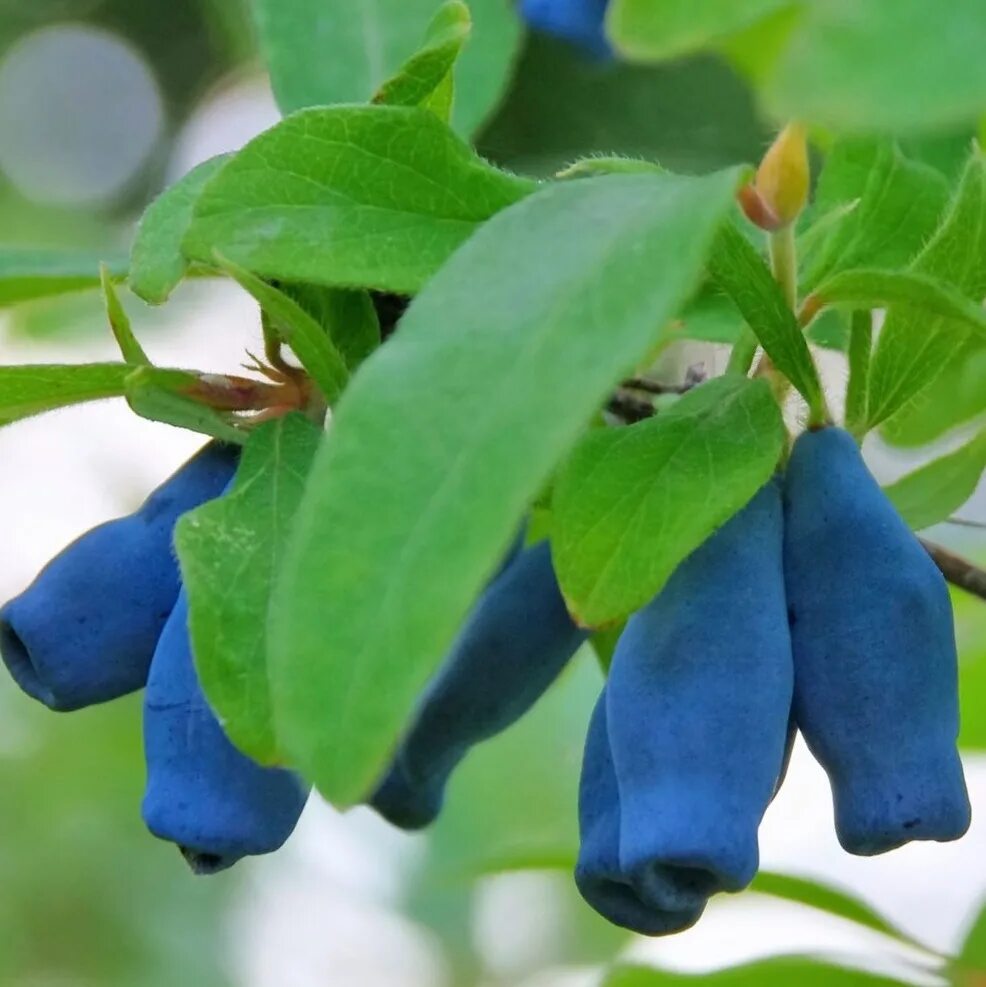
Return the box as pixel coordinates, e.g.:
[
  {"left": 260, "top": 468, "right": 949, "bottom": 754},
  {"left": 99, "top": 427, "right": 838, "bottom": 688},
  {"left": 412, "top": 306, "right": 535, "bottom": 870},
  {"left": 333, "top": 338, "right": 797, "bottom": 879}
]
[
  {"left": 726, "top": 327, "right": 760, "bottom": 376},
  {"left": 751, "top": 227, "right": 796, "bottom": 411},
  {"left": 845, "top": 309, "right": 873, "bottom": 439},
  {"left": 754, "top": 224, "right": 799, "bottom": 392},
  {"left": 769, "top": 223, "right": 798, "bottom": 311},
  {"left": 768, "top": 222, "right": 831, "bottom": 427},
  {"left": 261, "top": 310, "right": 284, "bottom": 368}
]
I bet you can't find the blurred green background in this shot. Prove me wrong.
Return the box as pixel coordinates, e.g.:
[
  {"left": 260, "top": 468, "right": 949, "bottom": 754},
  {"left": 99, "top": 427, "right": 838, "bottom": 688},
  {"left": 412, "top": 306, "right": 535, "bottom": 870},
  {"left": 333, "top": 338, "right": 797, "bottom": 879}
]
[{"left": 1, "top": 3, "right": 986, "bottom": 985}]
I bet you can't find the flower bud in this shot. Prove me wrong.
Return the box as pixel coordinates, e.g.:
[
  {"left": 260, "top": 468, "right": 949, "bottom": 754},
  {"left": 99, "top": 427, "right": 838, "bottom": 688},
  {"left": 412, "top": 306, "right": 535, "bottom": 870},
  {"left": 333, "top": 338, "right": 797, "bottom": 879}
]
[{"left": 746, "top": 123, "right": 810, "bottom": 230}]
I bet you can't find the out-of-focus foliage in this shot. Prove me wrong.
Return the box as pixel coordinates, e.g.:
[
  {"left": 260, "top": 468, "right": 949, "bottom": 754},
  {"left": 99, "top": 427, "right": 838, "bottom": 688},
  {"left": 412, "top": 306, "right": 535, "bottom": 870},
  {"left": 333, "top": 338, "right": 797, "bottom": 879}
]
[
  {"left": 479, "top": 36, "right": 769, "bottom": 178},
  {"left": 2, "top": 2, "right": 986, "bottom": 986},
  {"left": 0, "top": 685, "right": 232, "bottom": 986},
  {"left": 956, "top": 587, "right": 986, "bottom": 750},
  {"left": 609, "top": 0, "right": 986, "bottom": 135},
  {"left": 253, "top": 0, "right": 520, "bottom": 136},
  {"left": 409, "top": 653, "right": 631, "bottom": 982},
  {"left": 0, "top": 0, "right": 254, "bottom": 338}
]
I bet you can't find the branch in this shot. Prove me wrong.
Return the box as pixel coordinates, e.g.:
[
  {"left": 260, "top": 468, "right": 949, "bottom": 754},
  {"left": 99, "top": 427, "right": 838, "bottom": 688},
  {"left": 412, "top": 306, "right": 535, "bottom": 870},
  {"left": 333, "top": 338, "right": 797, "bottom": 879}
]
[
  {"left": 371, "top": 291, "right": 411, "bottom": 340},
  {"left": 920, "top": 539, "right": 986, "bottom": 603},
  {"left": 947, "top": 516, "right": 986, "bottom": 531},
  {"left": 621, "top": 376, "right": 689, "bottom": 395},
  {"left": 622, "top": 364, "right": 707, "bottom": 395},
  {"left": 606, "top": 390, "right": 655, "bottom": 424}
]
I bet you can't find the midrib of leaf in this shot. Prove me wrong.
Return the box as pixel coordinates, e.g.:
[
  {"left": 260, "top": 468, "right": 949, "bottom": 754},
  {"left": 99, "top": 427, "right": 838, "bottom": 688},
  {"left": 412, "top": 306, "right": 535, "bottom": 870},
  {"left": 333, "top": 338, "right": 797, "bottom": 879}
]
[
  {"left": 195, "top": 423, "right": 311, "bottom": 747},
  {"left": 236, "top": 139, "right": 480, "bottom": 220},
  {"left": 836, "top": 145, "right": 898, "bottom": 266},
  {"left": 299, "top": 129, "right": 484, "bottom": 214},
  {"left": 215, "top": 143, "right": 518, "bottom": 227},
  {"left": 810, "top": 269, "right": 986, "bottom": 341},
  {"left": 210, "top": 524, "right": 257, "bottom": 708},
  {"left": 856, "top": 153, "right": 940, "bottom": 269},
  {"left": 569, "top": 424, "right": 696, "bottom": 616},
  {"left": 0, "top": 364, "right": 133, "bottom": 423},
  {"left": 263, "top": 429, "right": 287, "bottom": 712}
]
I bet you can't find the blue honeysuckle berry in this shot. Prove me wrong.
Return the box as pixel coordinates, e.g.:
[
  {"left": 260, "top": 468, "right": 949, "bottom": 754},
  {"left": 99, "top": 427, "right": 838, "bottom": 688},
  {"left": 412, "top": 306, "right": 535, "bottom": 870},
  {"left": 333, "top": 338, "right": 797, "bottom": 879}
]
[
  {"left": 370, "top": 540, "right": 589, "bottom": 830},
  {"left": 576, "top": 690, "right": 705, "bottom": 936},
  {"left": 605, "top": 480, "right": 793, "bottom": 912},
  {"left": 0, "top": 442, "right": 238, "bottom": 711},
  {"left": 784, "top": 426, "right": 970, "bottom": 855},
  {"left": 519, "top": 0, "right": 612, "bottom": 58},
  {"left": 142, "top": 588, "right": 308, "bottom": 874}
]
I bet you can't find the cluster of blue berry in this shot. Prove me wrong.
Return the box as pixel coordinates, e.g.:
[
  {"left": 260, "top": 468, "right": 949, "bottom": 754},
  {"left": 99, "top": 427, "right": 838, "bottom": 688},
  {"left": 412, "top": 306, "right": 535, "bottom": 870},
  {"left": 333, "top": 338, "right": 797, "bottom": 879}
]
[
  {"left": 1, "top": 446, "right": 308, "bottom": 874},
  {"left": 0, "top": 427, "right": 968, "bottom": 931}
]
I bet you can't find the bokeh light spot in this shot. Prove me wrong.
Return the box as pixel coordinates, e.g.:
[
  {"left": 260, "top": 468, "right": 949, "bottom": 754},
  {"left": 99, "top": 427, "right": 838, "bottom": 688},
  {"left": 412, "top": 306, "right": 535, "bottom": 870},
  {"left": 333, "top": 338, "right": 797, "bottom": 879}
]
[{"left": 0, "top": 24, "right": 164, "bottom": 206}]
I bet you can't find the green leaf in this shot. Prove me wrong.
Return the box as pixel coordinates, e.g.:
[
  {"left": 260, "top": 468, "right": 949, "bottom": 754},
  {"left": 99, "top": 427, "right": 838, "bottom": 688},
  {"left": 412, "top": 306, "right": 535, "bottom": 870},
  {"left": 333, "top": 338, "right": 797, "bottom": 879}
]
[
  {"left": 805, "top": 269, "right": 986, "bottom": 343},
  {"left": 605, "top": 958, "right": 912, "bottom": 987},
  {"left": 128, "top": 155, "right": 230, "bottom": 304},
  {"left": 845, "top": 311, "right": 872, "bottom": 436},
  {"left": 764, "top": 0, "right": 986, "bottom": 134},
  {"left": 707, "top": 223, "right": 826, "bottom": 421},
  {"left": 176, "top": 415, "right": 320, "bottom": 764},
  {"left": 957, "top": 591, "right": 986, "bottom": 750},
  {"left": 372, "top": 1, "right": 470, "bottom": 121},
  {"left": 954, "top": 897, "right": 986, "bottom": 978},
  {"left": 797, "top": 202, "right": 860, "bottom": 269},
  {"left": 805, "top": 308, "right": 850, "bottom": 351},
  {"left": 183, "top": 105, "right": 535, "bottom": 295},
  {"left": 123, "top": 366, "right": 246, "bottom": 445},
  {"left": 0, "top": 249, "right": 127, "bottom": 307},
  {"left": 882, "top": 338, "right": 986, "bottom": 447},
  {"left": 268, "top": 169, "right": 743, "bottom": 805},
  {"left": 608, "top": 0, "right": 790, "bottom": 62},
  {"left": 479, "top": 39, "right": 769, "bottom": 179},
  {"left": 883, "top": 431, "right": 986, "bottom": 531},
  {"left": 552, "top": 376, "right": 785, "bottom": 627},
  {"left": 279, "top": 284, "right": 380, "bottom": 370},
  {"left": 215, "top": 255, "right": 350, "bottom": 404},
  {"left": 801, "top": 140, "right": 950, "bottom": 293},
  {"left": 670, "top": 288, "right": 745, "bottom": 344},
  {"left": 591, "top": 622, "right": 625, "bottom": 674},
  {"left": 901, "top": 129, "right": 978, "bottom": 183},
  {"left": 446, "top": 0, "right": 523, "bottom": 135},
  {"left": 716, "top": 4, "right": 802, "bottom": 86},
  {"left": 867, "top": 148, "right": 986, "bottom": 430},
  {"left": 252, "top": 0, "right": 521, "bottom": 136},
  {"left": 750, "top": 872, "right": 932, "bottom": 954},
  {"left": 0, "top": 363, "right": 132, "bottom": 428},
  {"left": 100, "top": 266, "right": 150, "bottom": 366}
]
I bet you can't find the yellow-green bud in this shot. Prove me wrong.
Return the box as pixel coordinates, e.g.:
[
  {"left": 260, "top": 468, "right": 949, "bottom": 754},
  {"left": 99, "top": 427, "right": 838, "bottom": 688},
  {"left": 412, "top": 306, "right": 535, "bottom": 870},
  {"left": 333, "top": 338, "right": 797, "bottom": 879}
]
[{"left": 754, "top": 123, "right": 809, "bottom": 228}]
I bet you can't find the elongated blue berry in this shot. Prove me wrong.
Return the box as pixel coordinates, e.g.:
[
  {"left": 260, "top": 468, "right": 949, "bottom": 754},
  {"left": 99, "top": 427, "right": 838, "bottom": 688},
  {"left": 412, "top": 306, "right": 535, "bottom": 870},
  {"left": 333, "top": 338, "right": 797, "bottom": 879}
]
[
  {"left": 371, "top": 541, "right": 588, "bottom": 830},
  {"left": 784, "top": 427, "right": 970, "bottom": 855},
  {"left": 576, "top": 690, "right": 704, "bottom": 936},
  {"left": 0, "top": 443, "right": 238, "bottom": 710},
  {"left": 606, "top": 481, "right": 792, "bottom": 911},
  {"left": 520, "top": 0, "right": 611, "bottom": 57},
  {"left": 142, "top": 589, "right": 308, "bottom": 874}
]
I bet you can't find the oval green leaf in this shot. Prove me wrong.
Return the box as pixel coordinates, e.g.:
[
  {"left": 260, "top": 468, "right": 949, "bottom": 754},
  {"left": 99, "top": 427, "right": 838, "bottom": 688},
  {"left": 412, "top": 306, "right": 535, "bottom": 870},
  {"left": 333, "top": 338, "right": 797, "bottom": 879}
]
[
  {"left": 182, "top": 105, "right": 535, "bottom": 294},
  {"left": 552, "top": 376, "right": 785, "bottom": 627},
  {"left": 268, "top": 168, "right": 743, "bottom": 805}
]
